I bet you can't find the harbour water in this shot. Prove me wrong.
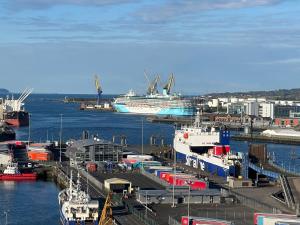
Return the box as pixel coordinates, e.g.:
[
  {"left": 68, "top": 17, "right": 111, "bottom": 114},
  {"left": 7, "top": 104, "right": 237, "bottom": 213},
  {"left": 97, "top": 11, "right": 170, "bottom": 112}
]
[
  {"left": 0, "top": 181, "right": 60, "bottom": 225},
  {"left": 1, "top": 94, "right": 300, "bottom": 224}
]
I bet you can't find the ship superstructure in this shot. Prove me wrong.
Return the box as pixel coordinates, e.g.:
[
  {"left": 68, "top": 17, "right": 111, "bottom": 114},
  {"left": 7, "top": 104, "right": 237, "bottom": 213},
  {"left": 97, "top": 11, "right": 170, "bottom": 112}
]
[
  {"left": 112, "top": 74, "right": 195, "bottom": 116},
  {"left": 1, "top": 88, "right": 33, "bottom": 126},
  {"left": 58, "top": 172, "right": 99, "bottom": 225},
  {"left": 174, "top": 111, "right": 242, "bottom": 177}
]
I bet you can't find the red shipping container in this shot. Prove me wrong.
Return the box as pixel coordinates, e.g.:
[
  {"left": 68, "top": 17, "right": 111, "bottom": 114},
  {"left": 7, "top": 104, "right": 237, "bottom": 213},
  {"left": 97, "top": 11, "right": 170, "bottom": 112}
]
[
  {"left": 224, "top": 145, "right": 230, "bottom": 153},
  {"left": 160, "top": 172, "right": 169, "bottom": 180},
  {"left": 181, "top": 216, "right": 190, "bottom": 225}
]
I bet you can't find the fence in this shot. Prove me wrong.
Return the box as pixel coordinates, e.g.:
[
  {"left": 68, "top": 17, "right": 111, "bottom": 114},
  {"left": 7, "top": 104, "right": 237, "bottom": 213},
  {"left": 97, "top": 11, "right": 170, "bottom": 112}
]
[
  {"left": 269, "top": 160, "right": 300, "bottom": 176},
  {"left": 125, "top": 201, "right": 159, "bottom": 225},
  {"left": 168, "top": 216, "right": 181, "bottom": 225}
]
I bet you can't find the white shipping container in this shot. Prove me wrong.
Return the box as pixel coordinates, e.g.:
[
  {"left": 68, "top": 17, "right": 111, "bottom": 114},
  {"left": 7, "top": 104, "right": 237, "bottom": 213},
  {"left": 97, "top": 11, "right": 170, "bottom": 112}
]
[{"left": 263, "top": 217, "right": 300, "bottom": 225}]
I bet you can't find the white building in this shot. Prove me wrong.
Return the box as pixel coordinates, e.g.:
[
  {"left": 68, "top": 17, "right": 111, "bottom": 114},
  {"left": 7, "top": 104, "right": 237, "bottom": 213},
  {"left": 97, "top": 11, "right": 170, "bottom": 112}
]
[{"left": 259, "top": 102, "right": 274, "bottom": 119}]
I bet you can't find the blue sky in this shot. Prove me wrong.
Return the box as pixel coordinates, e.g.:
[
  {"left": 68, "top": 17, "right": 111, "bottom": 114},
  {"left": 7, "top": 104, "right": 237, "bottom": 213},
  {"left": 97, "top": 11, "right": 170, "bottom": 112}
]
[{"left": 0, "top": 0, "right": 300, "bottom": 94}]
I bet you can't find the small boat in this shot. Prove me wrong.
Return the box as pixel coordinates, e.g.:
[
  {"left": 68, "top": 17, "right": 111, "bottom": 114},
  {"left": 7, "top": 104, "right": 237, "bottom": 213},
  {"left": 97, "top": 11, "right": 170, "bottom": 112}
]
[{"left": 0, "top": 161, "right": 37, "bottom": 181}]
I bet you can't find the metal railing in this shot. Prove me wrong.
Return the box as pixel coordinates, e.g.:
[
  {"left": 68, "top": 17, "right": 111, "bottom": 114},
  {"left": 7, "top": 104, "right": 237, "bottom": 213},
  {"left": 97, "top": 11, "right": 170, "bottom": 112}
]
[{"left": 226, "top": 189, "right": 282, "bottom": 214}]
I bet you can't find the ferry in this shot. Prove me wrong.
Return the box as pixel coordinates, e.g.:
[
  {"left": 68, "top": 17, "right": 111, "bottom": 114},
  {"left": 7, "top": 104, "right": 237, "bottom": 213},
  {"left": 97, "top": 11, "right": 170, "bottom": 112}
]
[
  {"left": 173, "top": 111, "right": 242, "bottom": 177},
  {"left": 58, "top": 172, "right": 99, "bottom": 225},
  {"left": 112, "top": 74, "right": 195, "bottom": 116}
]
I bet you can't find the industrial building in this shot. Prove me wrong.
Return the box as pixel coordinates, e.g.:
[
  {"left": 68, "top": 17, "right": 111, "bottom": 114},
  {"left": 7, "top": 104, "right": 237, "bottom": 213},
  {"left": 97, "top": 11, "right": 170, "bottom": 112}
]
[
  {"left": 66, "top": 138, "right": 123, "bottom": 165},
  {"left": 104, "top": 178, "right": 132, "bottom": 194},
  {"left": 136, "top": 188, "right": 221, "bottom": 204}
]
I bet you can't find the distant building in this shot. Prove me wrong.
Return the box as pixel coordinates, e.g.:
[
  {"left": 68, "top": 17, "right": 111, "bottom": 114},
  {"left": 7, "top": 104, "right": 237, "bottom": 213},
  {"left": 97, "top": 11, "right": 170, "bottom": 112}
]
[
  {"left": 66, "top": 138, "right": 123, "bottom": 165},
  {"left": 259, "top": 102, "right": 274, "bottom": 119},
  {"left": 274, "top": 118, "right": 300, "bottom": 127},
  {"left": 274, "top": 105, "right": 300, "bottom": 118}
]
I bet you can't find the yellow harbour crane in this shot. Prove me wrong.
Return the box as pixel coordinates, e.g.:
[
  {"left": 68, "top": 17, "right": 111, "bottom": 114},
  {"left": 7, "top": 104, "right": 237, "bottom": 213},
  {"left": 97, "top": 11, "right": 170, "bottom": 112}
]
[
  {"left": 94, "top": 74, "right": 103, "bottom": 105},
  {"left": 163, "top": 73, "right": 175, "bottom": 95},
  {"left": 98, "top": 192, "right": 113, "bottom": 225}
]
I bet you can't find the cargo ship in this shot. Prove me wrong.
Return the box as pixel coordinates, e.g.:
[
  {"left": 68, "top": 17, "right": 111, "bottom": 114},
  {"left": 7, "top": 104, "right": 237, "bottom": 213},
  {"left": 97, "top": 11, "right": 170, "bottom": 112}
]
[
  {"left": 58, "top": 172, "right": 99, "bottom": 225},
  {"left": 112, "top": 74, "right": 195, "bottom": 116},
  {"left": 1, "top": 88, "right": 32, "bottom": 126},
  {"left": 0, "top": 161, "right": 37, "bottom": 181},
  {"left": 174, "top": 111, "right": 242, "bottom": 177}
]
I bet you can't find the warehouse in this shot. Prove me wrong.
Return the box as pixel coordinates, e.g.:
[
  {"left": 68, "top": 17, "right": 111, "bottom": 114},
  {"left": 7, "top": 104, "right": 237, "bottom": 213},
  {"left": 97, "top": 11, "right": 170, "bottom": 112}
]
[
  {"left": 66, "top": 137, "right": 123, "bottom": 165},
  {"left": 104, "top": 178, "right": 132, "bottom": 194}
]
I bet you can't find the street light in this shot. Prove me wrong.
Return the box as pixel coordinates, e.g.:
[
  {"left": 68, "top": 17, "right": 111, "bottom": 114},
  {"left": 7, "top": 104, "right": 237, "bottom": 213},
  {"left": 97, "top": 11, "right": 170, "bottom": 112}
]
[
  {"left": 172, "top": 124, "right": 177, "bottom": 208},
  {"left": 4, "top": 210, "right": 9, "bottom": 225},
  {"left": 28, "top": 113, "right": 31, "bottom": 145},
  {"left": 59, "top": 114, "right": 63, "bottom": 163}
]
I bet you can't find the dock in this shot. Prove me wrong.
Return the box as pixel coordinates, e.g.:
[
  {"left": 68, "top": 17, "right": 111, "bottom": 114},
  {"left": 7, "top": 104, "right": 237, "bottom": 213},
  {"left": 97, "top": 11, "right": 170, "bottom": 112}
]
[{"left": 232, "top": 133, "right": 300, "bottom": 145}]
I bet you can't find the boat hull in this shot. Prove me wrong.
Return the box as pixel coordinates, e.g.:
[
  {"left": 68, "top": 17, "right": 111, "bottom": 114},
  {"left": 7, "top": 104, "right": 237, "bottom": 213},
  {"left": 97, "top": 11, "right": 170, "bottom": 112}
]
[
  {"left": 0, "top": 173, "right": 37, "bottom": 181},
  {"left": 113, "top": 103, "right": 194, "bottom": 116},
  {"left": 176, "top": 151, "right": 236, "bottom": 177},
  {"left": 5, "top": 111, "right": 29, "bottom": 127},
  {"left": 60, "top": 209, "right": 98, "bottom": 225}
]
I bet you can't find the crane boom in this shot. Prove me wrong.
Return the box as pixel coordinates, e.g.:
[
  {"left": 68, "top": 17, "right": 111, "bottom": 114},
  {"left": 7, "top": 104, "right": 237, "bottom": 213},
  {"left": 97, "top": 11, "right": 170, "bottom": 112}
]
[
  {"left": 98, "top": 192, "right": 113, "bottom": 225},
  {"left": 163, "top": 73, "right": 175, "bottom": 95},
  {"left": 94, "top": 75, "right": 102, "bottom": 105}
]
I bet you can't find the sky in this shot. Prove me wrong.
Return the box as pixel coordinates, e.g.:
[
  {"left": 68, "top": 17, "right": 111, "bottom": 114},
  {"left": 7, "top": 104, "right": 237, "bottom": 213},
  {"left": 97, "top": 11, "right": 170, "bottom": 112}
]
[{"left": 0, "top": 0, "right": 300, "bottom": 95}]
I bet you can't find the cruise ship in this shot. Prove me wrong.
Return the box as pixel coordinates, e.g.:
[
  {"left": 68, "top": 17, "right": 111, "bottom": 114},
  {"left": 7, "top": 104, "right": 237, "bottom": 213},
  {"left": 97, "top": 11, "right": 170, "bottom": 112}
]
[
  {"left": 174, "top": 112, "right": 242, "bottom": 177},
  {"left": 112, "top": 74, "right": 195, "bottom": 116},
  {"left": 58, "top": 172, "right": 99, "bottom": 225}
]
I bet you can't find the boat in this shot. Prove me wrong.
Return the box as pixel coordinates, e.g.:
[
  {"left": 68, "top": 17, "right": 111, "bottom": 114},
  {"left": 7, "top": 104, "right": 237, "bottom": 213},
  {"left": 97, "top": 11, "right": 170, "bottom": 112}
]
[
  {"left": 0, "top": 122, "right": 15, "bottom": 142},
  {"left": 112, "top": 74, "right": 195, "bottom": 116},
  {"left": 173, "top": 111, "right": 242, "bottom": 177},
  {"left": 0, "top": 161, "right": 37, "bottom": 181},
  {"left": 1, "top": 88, "right": 32, "bottom": 126},
  {"left": 58, "top": 172, "right": 99, "bottom": 225}
]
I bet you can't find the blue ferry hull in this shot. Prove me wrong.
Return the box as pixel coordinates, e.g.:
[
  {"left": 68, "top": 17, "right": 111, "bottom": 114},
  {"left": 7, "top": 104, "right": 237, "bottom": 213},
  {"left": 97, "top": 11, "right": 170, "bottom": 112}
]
[{"left": 176, "top": 151, "right": 236, "bottom": 177}]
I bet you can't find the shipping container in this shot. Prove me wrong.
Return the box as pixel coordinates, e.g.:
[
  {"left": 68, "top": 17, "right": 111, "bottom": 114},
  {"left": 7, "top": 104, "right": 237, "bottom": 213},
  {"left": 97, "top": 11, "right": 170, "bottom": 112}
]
[
  {"left": 275, "top": 222, "right": 300, "bottom": 225},
  {"left": 28, "top": 150, "right": 53, "bottom": 161},
  {"left": 181, "top": 216, "right": 233, "bottom": 225},
  {"left": 213, "top": 145, "right": 231, "bottom": 156},
  {"left": 254, "top": 213, "right": 298, "bottom": 225},
  {"left": 86, "top": 162, "right": 97, "bottom": 173},
  {"left": 262, "top": 217, "right": 300, "bottom": 225},
  {"left": 127, "top": 154, "right": 153, "bottom": 161}
]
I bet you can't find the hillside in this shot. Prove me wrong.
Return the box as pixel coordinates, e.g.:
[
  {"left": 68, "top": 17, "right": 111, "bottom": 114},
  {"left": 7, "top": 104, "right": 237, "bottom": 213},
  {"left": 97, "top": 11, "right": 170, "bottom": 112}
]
[
  {"left": 0, "top": 88, "right": 9, "bottom": 94},
  {"left": 206, "top": 88, "right": 300, "bottom": 100}
]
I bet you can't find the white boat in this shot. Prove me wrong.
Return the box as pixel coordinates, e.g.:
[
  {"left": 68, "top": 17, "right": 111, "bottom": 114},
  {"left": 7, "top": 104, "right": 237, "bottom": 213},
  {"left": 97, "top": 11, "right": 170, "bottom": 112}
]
[
  {"left": 174, "top": 111, "right": 242, "bottom": 177},
  {"left": 58, "top": 172, "right": 99, "bottom": 225}
]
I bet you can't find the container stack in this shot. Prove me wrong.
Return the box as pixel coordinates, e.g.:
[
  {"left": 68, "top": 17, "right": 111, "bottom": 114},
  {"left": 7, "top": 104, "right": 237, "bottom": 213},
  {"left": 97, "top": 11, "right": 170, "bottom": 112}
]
[{"left": 27, "top": 143, "right": 53, "bottom": 161}]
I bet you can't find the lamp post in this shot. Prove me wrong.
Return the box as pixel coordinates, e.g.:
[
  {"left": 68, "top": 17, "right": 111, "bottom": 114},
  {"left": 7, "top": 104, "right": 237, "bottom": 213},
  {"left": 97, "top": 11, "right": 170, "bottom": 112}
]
[
  {"left": 4, "top": 210, "right": 9, "bottom": 225},
  {"left": 172, "top": 124, "right": 177, "bottom": 208},
  {"left": 28, "top": 113, "right": 31, "bottom": 145},
  {"left": 59, "top": 114, "right": 63, "bottom": 163},
  {"left": 187, "top": 182, "right": 191, "bottom": 222}
]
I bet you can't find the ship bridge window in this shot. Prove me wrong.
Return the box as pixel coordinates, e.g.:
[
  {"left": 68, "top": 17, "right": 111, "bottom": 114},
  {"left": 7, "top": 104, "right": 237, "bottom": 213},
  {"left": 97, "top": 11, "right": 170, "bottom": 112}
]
[{"left": 190, "top": 146, "right": 211, "bottom": 154}]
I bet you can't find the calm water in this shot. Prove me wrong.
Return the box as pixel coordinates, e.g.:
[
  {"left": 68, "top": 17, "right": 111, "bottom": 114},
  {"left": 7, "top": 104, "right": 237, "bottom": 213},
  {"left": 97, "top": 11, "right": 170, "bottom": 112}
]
[
  {"left": 0, "top": 181, "right": 60, "bottom": 225},
  {"left": 1, "top": 94, "right": 300, "bottom": 224}
]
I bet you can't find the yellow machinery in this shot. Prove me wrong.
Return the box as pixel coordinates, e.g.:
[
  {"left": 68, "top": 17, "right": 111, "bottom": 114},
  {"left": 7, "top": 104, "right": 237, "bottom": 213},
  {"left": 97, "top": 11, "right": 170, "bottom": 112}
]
[
  {"left": 94, "top": 75, "right": 102, "bottom": 105},
  {"left": 98, "top": 192, "right": 113, "bottom": 225}
]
